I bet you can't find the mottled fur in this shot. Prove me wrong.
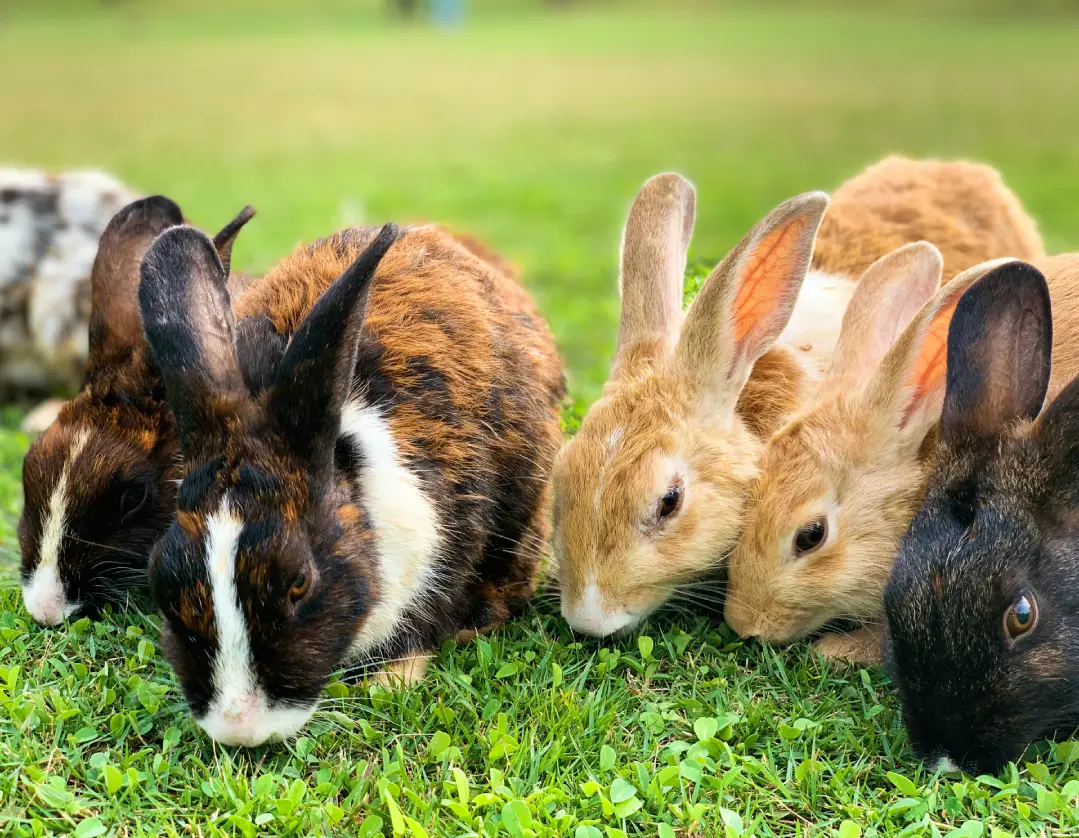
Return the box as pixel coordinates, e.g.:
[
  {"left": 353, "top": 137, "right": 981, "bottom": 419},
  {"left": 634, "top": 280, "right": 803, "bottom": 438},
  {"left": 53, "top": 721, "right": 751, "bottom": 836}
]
[
  {"left": 18, "top": 198, "right": 258, "bottom": 623},
  {"left": 813, "top": 156, "right": 1044, "bottom": 281},
  {"left": 142, "top": 222, "right": 564, "bottom": 742},
  {"left": 885, "top": 262, "right": 1079, "bottom": 773}
]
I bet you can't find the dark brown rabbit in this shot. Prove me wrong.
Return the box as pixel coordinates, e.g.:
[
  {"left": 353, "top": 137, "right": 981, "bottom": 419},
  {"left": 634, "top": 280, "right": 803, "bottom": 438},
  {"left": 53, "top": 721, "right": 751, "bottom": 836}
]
[
  {"left": 138, "top": 223, "right": 565, "bottom": 746},
  {"left": 19, "top": 197, "right": 256, "bottom": 625}
]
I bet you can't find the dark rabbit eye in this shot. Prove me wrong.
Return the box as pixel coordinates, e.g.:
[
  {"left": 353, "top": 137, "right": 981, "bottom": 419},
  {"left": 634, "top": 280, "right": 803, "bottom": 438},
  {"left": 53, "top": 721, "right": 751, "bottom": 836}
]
[
  {"left": 658, "top": 483, "right": 683, "bottom": 521},
  {"left": 1003, "top": 594, "right": 1038, "bottom": 645},
  {"left": 793, "top": 517, "right": 828, "bottom": 557},
  {"left": 289, "top": 571, "right": 311, "bottom": 604},
  {"left": 119, "top": 482, "right": 150, "bottom": 522}
]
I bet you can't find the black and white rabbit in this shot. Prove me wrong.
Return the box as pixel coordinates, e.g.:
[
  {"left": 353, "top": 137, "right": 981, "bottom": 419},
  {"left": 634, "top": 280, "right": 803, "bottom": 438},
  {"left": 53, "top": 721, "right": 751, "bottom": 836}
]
[
  {"left": 138, "top": 222, "right": 565, "bottom": 746},
  {"left": 885, "top": 256, "right": 1079, "bottom": 774}
]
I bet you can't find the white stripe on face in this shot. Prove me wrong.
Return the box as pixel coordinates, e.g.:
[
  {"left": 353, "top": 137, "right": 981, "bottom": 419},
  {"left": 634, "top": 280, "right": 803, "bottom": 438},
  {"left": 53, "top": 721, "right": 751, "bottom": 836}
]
[
  {"left": 196, "top": 498, "right": 315, "bottom": 747},
  {"left": 339, "top": 399, "right": 442, "bottom": 657},
  {"left": 23, "top": 428, "right": 91, "bottom": 625}
]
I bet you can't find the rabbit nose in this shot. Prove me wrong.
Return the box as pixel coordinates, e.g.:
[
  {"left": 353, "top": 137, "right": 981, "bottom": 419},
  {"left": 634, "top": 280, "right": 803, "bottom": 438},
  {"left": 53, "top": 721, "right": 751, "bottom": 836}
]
[{"left": 221, "top": 693, "right": 259, "bottom": 723}]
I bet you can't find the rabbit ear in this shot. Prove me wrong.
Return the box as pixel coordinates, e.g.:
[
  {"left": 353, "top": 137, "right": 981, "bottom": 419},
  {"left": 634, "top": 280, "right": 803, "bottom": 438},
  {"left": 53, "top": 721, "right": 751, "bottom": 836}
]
[
  {"left": 86, "top": 196, "right": 184, "bottom": 376},
  {"left": 675, "top": 191, "right": 828, "bottom": 418},
  {"left": 211, "top": 205, "right": 256, "bottom": 278},
  {"left": 1034, "top": 375, "right": 1079, "bottom": 510},
  {"left": 861, "top": 259, "right": 1011, "bottom": 450},
  {"left": 268, "top": 224, "right": 400, "bottom": 471},
  {"left": 139, "top": 226, "right": 246, "bottom": 455},
  {"left": 939, "top": 261, "right": 1052, "bottom": 444},
  {"left": 823, "top": 242, "right": 943, "bottom": 393},
  {"left": 613, "top": 173, "right": 696, "bottom": 375}
]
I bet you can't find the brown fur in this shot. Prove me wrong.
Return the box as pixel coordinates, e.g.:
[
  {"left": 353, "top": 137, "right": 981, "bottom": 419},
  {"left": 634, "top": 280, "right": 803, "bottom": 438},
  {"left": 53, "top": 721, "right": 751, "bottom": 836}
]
[
  {"left": 813, "top": 156, "right": 1044, "bottom": 281},
  {"left": 727, "top": 253, "right": 1079, "bottom": 665}
]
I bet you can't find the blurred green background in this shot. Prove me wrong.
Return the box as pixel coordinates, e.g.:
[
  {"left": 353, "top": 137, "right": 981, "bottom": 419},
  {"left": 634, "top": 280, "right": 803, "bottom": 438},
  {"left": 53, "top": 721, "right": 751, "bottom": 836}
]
[{"left": 5, "top": 0, "right": 1079, "bottom": 406}]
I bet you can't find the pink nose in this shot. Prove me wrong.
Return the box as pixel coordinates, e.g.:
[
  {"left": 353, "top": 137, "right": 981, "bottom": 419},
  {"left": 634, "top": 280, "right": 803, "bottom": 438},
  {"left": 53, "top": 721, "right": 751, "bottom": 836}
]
[{"left": 221, "top": 693, "right": 259, "bottom": 724}]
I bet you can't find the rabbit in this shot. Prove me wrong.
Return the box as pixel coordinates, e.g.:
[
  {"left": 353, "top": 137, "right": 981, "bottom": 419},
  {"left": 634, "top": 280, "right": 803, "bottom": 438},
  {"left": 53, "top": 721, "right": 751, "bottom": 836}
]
[
  {"left": 0, "top": 169, "right": 137, "bottom": 428},
  {"left": 884, "top": 256, "right": 1079, "bottom": 775},
  {"left": 553, "top": 158, "right": 1045, "bottom": 639},
  {"left": 724, "top": 247, "right": 1020, "bottom": 663},
  {"left": 811, "top": 155, "right": 1044, "bottom": 280},
  {"left": 137, "top": 221, "right": 565, "bottom": 747},
  {"left": 553, "top": 173, "right": 834, "bottom": 638},
  {"left": 18, "top": 196, "right": 257, "bottom": 626}
]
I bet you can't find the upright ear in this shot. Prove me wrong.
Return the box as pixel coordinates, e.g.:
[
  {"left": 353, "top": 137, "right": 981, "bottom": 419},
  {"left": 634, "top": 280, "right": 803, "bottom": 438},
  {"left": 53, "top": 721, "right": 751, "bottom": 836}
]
[
  {"left": 1033, "top": 375, "right": 1079, "bottom": 510},
  {"left": 938, "top": 261, "right": 1052, "bottom": 445},
  {"left": 211, "top": 205, "right": 256, "bottom": 278},
  {"left": 613, "top": 173, "right": 696, "bottom": 376},
  {"left": 675, "top": 191, "right": 828, "bottom": 418},
  {"left": 860, "top": 259, "right": 1010, "bottom": 452},
  {"left": 823, "top": 242, "right": 942, "bottom": 393},
  {"left": 268, "top": 224, "right": 400, "bottom": 472},
  {"left": 139, "top": 226, "right": 246, "bottom": 455},
  {"left": 86, "top": 196, "right": 184, "bottom": 375}
]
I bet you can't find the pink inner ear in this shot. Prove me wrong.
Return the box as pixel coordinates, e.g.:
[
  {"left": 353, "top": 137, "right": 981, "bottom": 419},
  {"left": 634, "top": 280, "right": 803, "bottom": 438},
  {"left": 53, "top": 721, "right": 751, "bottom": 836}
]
[
  {"left": 901, "top": 296, "right": 961, "bottom": 428},
  {"left": 731, "top": 218, "right": 806, "bottom": 357}
]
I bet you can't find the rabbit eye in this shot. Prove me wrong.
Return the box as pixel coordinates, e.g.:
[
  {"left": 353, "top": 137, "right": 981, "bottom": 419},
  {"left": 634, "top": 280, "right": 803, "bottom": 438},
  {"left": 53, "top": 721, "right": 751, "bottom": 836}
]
[
  {"left": 1003, "top": 594, "right": 1038, "bottom": 645},
  {"left": 119, "top": 482, "right": 150, "bottom": 522},
  {"left": 658, "top": 483, "right": 683, "bottom": 521},
  {"left": 289, "top": 571, "right": 311, "bottom": 604},
  {"left": 793, "top": 517, "right": 828, "bottom": 557}
]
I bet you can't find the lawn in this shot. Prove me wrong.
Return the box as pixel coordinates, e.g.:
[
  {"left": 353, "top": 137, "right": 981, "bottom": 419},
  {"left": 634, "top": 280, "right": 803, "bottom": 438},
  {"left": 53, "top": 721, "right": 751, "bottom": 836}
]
[{"left": 2, "top": 2, "right": 1079, "bottom": 836}]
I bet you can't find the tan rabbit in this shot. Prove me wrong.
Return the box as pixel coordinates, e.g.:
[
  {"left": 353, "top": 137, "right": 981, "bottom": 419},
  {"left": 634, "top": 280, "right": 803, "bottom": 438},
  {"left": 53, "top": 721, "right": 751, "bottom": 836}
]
[
  {"left": 725, "top": 249, "right": 1079, "bottom": 665},
  {"left": 811, "top": 156, "right": 1044, "bottom": 280},
  {"left": 553, "top": 173, "right": 835, "bottom": 637}
]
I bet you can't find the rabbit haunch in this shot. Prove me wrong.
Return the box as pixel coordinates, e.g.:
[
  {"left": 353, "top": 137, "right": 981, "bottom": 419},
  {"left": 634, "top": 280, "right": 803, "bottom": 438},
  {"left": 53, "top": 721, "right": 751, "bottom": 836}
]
[{"left": 142, "top": 224, "right": 564, "bottom": 747}]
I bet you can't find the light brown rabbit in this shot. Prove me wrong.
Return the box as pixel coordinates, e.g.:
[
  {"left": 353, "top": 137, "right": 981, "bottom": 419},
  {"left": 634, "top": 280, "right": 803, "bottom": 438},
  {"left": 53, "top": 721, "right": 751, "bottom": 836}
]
[
  {"left": 726, "top": 250, "right": 1079, "bottom": 665},
  {"left": 811, "top": 155, "right": 1044, "bottom": 281},
  {"left": 553, "top": 174, "right": 835, "bottom": 637},
  {"left": 554, "top": 158, "right": 1044, "bottom": 639}
]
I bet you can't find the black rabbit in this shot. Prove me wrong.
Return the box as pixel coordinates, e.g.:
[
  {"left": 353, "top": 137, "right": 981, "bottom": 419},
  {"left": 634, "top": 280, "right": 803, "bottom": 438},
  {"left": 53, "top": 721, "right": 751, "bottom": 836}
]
[{"left": 885, "top": 258, "right": 1079, "bottom": 774}]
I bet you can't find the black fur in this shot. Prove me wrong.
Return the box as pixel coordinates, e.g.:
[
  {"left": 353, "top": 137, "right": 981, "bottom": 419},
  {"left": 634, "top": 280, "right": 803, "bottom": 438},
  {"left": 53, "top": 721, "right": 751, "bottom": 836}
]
[
  {"left": 885, "top": 263, "right": 1079, "bottom": 774},
  {"left": 267, "top": 223, "right": 400, "bottom": 471},
  {"left": 139, "top": 226, "right": 248, "bottom": 455}
]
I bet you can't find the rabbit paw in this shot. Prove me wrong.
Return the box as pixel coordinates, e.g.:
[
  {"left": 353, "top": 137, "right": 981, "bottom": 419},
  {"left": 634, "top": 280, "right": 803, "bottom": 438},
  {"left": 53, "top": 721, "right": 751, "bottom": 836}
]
[
  {"left": 371, "top": 652, "right": 430, "bottom": 688},
  {"left": 814, "top": 625, "right": 884, "bottom": 665}
]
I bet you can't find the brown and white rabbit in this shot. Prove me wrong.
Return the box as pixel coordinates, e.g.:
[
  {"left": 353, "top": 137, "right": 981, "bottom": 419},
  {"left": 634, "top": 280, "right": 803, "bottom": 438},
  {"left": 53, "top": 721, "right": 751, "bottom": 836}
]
[
  {"left": 18, "top": 197, "right": 256, "bottom": 626},
  {"left": 553, "top": 158, "right": 1044, "bottom": 638},
  {"left": 727, "top": 251, "right": 1079, "bottom": 665},
  {"left": 137, "top": 223, "right": 564, "bottom": 747},
  {"left": 885, "top": 259, "right": 1079, "bottom": 774}
]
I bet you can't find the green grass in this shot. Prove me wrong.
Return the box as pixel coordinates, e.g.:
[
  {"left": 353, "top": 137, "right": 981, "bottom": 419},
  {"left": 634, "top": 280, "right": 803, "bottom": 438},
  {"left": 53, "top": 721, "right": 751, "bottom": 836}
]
[{"left": 3, "top": 3, "right": 1079, "bottom": 836}]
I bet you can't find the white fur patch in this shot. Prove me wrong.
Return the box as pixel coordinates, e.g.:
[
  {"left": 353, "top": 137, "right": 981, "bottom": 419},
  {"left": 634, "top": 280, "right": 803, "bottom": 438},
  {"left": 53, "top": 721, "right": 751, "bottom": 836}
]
[
  {"left": 934, "top": 756, "right": 961, "bottom": 774},
  {"left": 23, "top": 428, "right": 91, "bottom": 625},
  {"left": 339, "top": 399, "right": 442, "bottom": 657},
  {"left": 780, "top": 269, "right": 855, "bottom": 369},
  {"left": 196, "top": 500, "right": 311, "bottom": 746},
  {"left": 563, "top": 579, "right": 639, "bottom": 637}
]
